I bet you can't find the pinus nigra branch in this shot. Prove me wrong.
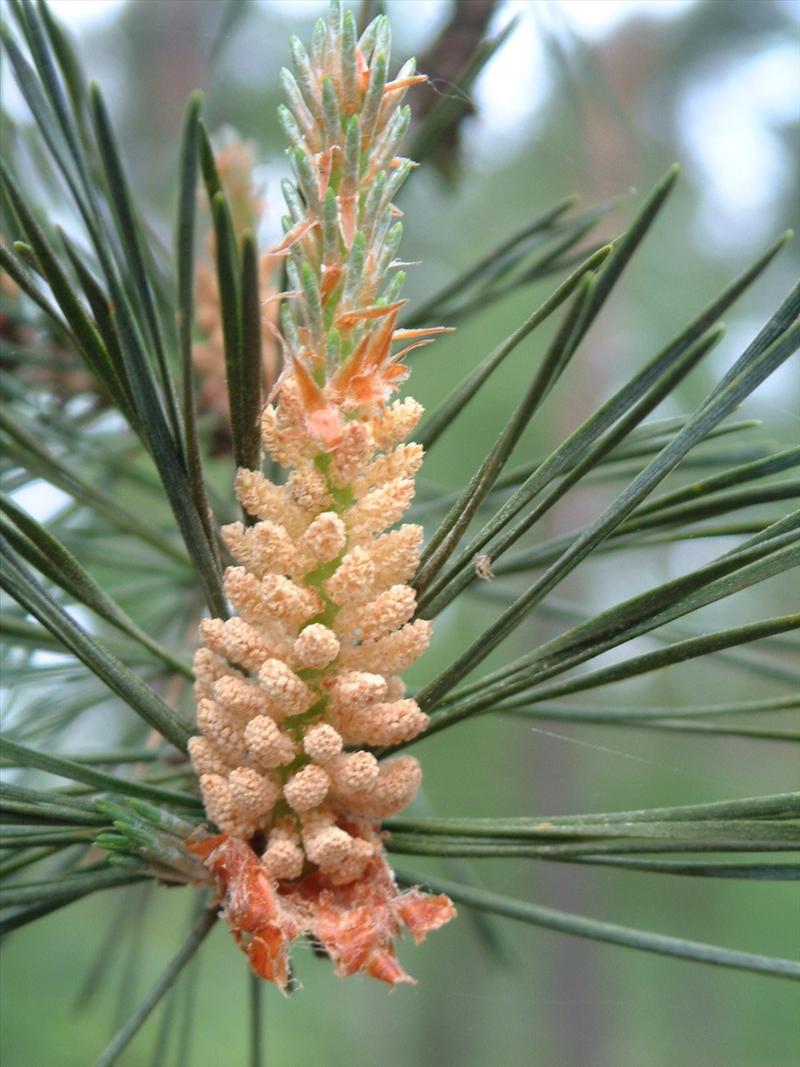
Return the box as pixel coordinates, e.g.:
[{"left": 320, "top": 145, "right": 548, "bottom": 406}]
[{"left": 1, "top": 3, "right": 798, "bottom": 1060}]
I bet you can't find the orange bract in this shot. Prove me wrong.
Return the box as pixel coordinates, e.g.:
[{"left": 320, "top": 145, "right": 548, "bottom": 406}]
[{"left": 191, "top": 832, "right": 455, "bottom": 989}]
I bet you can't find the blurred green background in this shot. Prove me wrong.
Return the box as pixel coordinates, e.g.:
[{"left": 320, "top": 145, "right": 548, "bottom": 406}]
[{"left": 1, "top": 1, "right": 798, "bottom": 1065}]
